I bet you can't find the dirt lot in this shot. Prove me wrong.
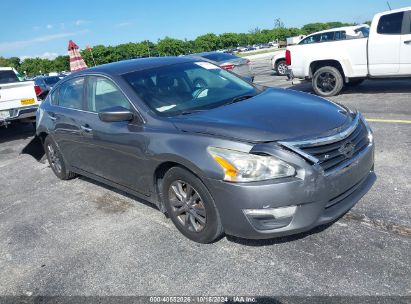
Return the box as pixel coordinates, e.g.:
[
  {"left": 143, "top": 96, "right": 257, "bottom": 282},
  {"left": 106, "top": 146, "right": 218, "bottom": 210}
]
[{"left": 0, "top": 56, "right": 410, "bottom": 297}]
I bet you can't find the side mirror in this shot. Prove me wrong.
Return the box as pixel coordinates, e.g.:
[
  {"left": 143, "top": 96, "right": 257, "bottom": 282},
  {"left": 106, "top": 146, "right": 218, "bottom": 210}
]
[{"left": 98, "top": 106, "right": 134, "bottom": 122}]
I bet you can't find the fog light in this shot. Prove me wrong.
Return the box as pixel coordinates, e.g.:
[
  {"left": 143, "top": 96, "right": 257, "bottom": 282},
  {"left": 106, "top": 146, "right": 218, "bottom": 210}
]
[
  {"left": 244, "top": 206, "right": 297, "bottom": 219},
  {"left": 243, "top": 206, "right": 297, "bottom": 230}
]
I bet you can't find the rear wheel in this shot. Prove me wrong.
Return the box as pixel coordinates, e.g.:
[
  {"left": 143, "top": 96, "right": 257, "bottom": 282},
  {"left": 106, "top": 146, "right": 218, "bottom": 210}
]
[
  {"left": 275, "top": 60, "right": 288, "bottom": 76},
  {"left": 312, "top": 66, "right": 344, "bottom": 97},
  {"left": 44, "top": 136, "right": 76, "bottom": 180},
  {"left": 162, "top": 167, "right": 223, "bottom": 243}
]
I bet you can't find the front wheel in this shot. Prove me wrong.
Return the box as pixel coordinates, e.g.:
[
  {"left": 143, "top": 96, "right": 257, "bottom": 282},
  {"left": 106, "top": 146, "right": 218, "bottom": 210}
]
[
  {"left": 312, "top": 66, "right": 344, "bottom": 97},
  {"left": 275, "top": 60, "right": 288, "bottom": 76},
  {"left": 162, "top": 167, "right": 223, "bottom": 243}
]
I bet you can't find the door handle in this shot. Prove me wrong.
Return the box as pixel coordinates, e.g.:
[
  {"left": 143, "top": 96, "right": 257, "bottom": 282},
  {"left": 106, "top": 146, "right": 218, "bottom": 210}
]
[
  {"left": 48, "top": 113, "right": 56, "bottom": 121},
  {"left": 80, "top": 125, "right": 93, "bottom": 133},
  {"left": 404, "top": 40, "right": 411, "bottom": 45}
]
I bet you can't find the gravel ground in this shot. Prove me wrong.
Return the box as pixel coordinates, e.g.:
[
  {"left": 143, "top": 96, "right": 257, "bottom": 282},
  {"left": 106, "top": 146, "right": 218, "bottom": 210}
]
[{"left": 0, "top": 56, "right": 410, "bottom": 298}]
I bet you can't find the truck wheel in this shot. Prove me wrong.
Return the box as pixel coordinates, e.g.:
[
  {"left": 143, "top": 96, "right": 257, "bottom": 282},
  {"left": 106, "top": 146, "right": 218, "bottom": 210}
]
[
  {"left": 275, "top": 60, "right": 288, "bottom": 76},
  {"left": 312, "top": 66, "right": 344, "bottom": 97}
]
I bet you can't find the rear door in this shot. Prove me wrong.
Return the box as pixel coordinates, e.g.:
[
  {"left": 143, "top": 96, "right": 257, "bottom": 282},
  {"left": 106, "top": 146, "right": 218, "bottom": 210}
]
[
  {"left": 368, "top": 11, "right": 404, "bottom": 75},
  {"left": 399, "top": 10, "right": 411, "bottom": 75},
  {"left": 48, "top": 77, "right": 87, "bottom": 169}
]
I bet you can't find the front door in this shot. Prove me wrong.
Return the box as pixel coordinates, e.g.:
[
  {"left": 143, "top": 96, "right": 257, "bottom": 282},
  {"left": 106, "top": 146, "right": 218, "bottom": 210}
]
[
  {"left": 78, "top": 76, "right": 149, "bottom": 195},
  {"left": 399, "top": 10, "right": 411, "bottom": 75}
]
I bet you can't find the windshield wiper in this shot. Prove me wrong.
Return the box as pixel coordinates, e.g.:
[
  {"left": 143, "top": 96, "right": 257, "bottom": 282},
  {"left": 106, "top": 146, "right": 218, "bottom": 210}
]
[
  {"left": 224, "top": 94, "right": 255, "bottom": 106},
  {"left": 179, "top": 109, "right": 206, "bottom": 115}
]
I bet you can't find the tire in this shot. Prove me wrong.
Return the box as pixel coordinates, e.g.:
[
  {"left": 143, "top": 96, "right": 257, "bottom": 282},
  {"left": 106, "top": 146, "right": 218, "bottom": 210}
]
[
  {"left": 312, "top": 66, "right": 344, "bottom": 97},
  {"left": 346, "top": 79, "right": 364, "bottom": 87},
  {"left": 44, "top": 136, "right": 76, "bottom": 180},
  {"left": 162, "top": 167, "right": 223, "bottom": 243},
  {"left": 275, "top": 60, "right": 288, "bottom": 76}
]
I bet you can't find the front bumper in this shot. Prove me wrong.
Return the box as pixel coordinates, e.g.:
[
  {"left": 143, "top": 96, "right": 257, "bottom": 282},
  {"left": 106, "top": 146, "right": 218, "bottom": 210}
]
[
  {"left": 203, "top": 142, "right": 375, "bottom": 239},
  {"left": 0, "top": 106, "right": 38, "bottom": 125}
]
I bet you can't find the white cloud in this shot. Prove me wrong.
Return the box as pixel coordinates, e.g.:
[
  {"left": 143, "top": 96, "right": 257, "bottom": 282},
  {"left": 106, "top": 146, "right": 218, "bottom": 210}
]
[
  {"left": 20, "top": 52, "right": 60, "bottom": 61},
  {"left": 75, "top": 19, "right": 90, "bottom": 26},
  {"left": 0, "top": 30, "right": 89, "bottom": 52},
  {"left": 46, "top": 24, "right": 53, "bottom": 29},
  {"left": 115, "top": 21, "right": 133, "bottom": 28}
]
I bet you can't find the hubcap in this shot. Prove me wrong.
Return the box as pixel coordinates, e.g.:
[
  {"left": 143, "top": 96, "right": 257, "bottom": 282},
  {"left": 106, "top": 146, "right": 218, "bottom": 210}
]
[
  {"left": 47, "top": 144, "right": 62, "bottom": 173},
  {"left": 278, "top": 63, "right": 287, "bottom": 75},
  {"left": 168, "top": 180, "right": 207, "bottom": 232},
  {"left": 317, "top": 72, "right": 337, "bottom": 93}
]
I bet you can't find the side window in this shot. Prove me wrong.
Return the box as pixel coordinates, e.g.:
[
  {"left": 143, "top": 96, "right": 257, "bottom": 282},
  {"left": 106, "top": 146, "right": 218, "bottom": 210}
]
[
  {"left": 299, "top": 34, "right": 321, "bottom": 44},
  {"left": 50, "top": 88, "right": 59, "bottom": 105},
  {"left": 335, "top": 31, "right": 346, "bottom": 40},
  {"left": 57, "top": 77, "right": 84, "bottom": 110},
  {"left": 377, "top": 12, "right": 404, "bottom": 34},
  {"left": 320, "top": 32, "right": 335, "bottom": 42},
  {"left": 86, "top": 76, "right": 132, "bottom": 112},
  {"left": 404, "top": 11, "right": 411, "bottom": 34}
]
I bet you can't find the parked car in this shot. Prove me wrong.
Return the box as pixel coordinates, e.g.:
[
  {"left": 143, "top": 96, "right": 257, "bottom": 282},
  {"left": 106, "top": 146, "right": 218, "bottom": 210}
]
[
  {"left": 34, "top": 75, "right": 64, "bottom": 99},
  {"left": 0, "top": 67, "right": 39, "bottom": 126},
  {"left": 271, "top": 50, "right": 288, "bottom": 76},
  {"left": 36, "top": 57, "right": 376, "bottom": 243},
  {"left": 189, "top": 52, "right": 254, "bottom": 82},
  {"left": 287, "top": 6, "right": 411, "bottom": 96}
]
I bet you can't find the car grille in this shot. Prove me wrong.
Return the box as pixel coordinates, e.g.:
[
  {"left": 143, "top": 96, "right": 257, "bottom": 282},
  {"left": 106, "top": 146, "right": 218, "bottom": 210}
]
[{"left": 298, "top": 120, "right": 369, "bottom": 173}]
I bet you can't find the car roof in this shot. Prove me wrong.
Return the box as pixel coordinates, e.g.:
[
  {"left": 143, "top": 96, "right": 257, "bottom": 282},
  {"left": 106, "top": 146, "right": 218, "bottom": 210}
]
[
  {"left": 308, "top": 24, "right": 369, "bottom": 36},
  {"left": 76, "top": 56, "right": 197, "bottom": 76}
]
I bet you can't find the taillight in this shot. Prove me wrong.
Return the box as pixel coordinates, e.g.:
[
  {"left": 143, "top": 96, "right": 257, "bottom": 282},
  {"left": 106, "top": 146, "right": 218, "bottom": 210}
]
[
  {"left": 285, "top": 50, "right": 291, "bottom": 66},
  {"left": 220, "top": 62, "right": 235, "bottom": 70},
  {"left": 34, "top": 85, "right": 42, "bottom": 96}
]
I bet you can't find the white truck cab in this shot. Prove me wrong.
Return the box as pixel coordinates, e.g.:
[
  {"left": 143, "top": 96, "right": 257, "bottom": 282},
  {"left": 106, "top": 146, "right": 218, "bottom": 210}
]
[
  {"left": 0, "top": 68, "right": 39, "bottom": 126},
  {"left": 287, "top": 7, "right": 411, "bottom": 96}
]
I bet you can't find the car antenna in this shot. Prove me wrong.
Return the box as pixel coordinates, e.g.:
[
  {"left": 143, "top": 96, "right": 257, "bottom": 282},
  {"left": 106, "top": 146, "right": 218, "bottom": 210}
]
[{"left": 386, "top": 1, "right": 392, "bottom": 10}]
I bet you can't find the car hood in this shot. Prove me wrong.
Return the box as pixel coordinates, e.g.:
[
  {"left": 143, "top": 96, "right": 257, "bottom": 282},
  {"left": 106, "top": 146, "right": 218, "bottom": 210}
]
[{"left": 171, "top": 88, "right": 354, "bottom": 143}]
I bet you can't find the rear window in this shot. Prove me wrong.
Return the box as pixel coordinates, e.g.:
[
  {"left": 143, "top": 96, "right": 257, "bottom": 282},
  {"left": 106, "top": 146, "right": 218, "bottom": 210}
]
[
  {"left": 0, "top": 70, "right": 19, "bottom": 84},
  {"left": 44, "top": 76, "right": 62, "bottom": 85},
  {"left": 377, "top": 12, "right": 404, "bottom": 34},
  {"left": 200, "top": 53, "right": 238, "bottom": 62}
]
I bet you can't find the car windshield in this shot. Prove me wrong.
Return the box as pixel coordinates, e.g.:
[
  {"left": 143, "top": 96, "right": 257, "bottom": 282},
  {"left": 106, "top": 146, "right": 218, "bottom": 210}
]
[
  {"left": 123, "top": 61, "right": 259, "bottom": 116},
  {"left": 44, "top": 76, "right": 62, "bottom": 85}
]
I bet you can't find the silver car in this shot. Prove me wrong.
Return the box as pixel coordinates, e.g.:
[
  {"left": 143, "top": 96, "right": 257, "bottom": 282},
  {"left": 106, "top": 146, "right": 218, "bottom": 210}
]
[{"left": 189, "top": 52, "right": 254, "bottom": 82}]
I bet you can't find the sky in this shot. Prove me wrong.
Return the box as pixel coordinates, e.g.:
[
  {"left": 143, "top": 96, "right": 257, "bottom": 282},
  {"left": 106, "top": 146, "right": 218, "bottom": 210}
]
[{"left": 1, "top": 0, "right": 410, "bottom": 59}]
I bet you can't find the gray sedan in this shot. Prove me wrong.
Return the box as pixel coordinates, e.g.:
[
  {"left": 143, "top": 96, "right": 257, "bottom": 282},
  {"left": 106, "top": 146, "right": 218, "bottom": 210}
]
[
  {"left": 189, "top": 52, "right": 254, "bottom": 82},
  {"left": 36, "top": 57, "right": 375, "bottom": 243}
]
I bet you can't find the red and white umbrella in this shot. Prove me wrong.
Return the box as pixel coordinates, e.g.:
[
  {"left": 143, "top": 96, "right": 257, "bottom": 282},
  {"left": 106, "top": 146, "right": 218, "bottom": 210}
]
[{"left": 68, "top": 40, "right": 87, "bottom": 72}]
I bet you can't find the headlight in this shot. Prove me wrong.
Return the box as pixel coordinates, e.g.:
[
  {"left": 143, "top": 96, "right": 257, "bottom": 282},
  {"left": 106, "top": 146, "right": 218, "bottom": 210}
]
[
  {"left": 361, "top": 116, "right": 373, "bottom": 144},
  {"left": 208, "top": 147, "right": 295, "bottom": 182},
  {"left": 0, "top": 110, "right": 11, "bottom": 120}
]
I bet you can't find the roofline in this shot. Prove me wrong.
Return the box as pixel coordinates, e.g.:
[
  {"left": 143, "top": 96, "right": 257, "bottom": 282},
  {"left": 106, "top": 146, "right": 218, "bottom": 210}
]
[
  {"left": 375, "top": 6, "right": 411, "bottom": 16},
  {"left": 307, "top": 24, "right": 369, "bottom": 36}
]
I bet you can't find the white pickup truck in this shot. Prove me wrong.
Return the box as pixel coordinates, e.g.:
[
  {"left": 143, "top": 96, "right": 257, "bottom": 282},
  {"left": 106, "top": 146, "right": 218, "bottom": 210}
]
[
  {"left": 287, "top": 7, "right": 411, "bottom": 96},
  {"left": 0, "top": 67, "right": 39, "bottom": 126}
]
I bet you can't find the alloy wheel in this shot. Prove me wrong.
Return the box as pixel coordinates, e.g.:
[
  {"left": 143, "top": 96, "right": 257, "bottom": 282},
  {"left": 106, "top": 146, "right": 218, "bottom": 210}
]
[
  {"left": 277, "top": 63, "right": 287, "bottom": 75},
  {"left": 317, "top": 72, "right": 337, "bottom": 93},
  {"left": 47, "top": 143, "right": 62, "bottom": 174},
  {"left": 168, "top": 180, "right": 207, "bottom": 232}
]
